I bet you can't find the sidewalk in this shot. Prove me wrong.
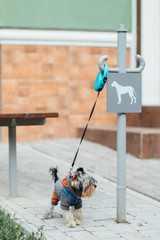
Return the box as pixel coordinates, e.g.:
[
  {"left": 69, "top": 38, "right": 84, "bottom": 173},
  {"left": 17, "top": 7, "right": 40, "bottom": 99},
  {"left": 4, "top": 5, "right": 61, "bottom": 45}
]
[{"left": 0, "top": 138, "right": 160, "bottom": 240}]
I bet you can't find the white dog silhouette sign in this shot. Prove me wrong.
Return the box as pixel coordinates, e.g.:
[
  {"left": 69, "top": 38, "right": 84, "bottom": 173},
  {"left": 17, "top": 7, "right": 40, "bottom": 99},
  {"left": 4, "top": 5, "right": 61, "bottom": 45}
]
[{"left": 107, "top": 73, "right": 141, "bottom": 113}]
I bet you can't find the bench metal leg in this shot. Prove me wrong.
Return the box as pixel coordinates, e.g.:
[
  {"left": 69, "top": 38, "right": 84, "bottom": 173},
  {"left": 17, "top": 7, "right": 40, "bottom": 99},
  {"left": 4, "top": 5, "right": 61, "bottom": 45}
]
[{"left": 9, "top": 126, "right": 17, "bottom": 197}]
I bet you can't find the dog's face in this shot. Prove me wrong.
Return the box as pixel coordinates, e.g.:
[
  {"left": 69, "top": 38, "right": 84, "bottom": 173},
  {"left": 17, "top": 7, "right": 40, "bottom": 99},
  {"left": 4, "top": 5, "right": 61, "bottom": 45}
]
[{"left": 70, "top": 168, "right": 97, "bottom": 198}]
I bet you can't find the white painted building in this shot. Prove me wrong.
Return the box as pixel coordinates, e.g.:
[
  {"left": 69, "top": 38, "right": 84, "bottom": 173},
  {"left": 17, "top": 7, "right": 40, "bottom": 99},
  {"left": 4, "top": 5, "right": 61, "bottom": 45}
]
[{"left": 141, "top": 0, "right": 160, "bottom": 106}]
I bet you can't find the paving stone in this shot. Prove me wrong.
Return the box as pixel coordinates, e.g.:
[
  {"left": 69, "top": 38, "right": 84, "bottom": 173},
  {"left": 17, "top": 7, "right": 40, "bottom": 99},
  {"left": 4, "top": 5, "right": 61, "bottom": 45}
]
[
  {"left": 0, "top": 139, "right": 160, "bottom": 240},
  {"left": 68, "top": 231, "right": 98, "bottom": 240},
  {"left": 92, "top": 230, "right": 120, "bottom": 239},
  {"left": 45, "top": 230, "right": 74, "bottom": 240}
]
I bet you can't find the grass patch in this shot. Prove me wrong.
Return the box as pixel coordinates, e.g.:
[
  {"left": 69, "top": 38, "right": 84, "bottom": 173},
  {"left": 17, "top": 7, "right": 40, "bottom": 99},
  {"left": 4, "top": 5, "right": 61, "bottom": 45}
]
[{"left": 0, "top": 207, "right": 46, "bottom": 240}]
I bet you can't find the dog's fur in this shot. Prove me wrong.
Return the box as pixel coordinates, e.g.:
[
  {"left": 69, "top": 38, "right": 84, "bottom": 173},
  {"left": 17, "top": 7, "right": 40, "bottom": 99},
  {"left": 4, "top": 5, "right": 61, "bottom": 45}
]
[{"left": 44, "top": 167, "right": 97, "bottom": 227}]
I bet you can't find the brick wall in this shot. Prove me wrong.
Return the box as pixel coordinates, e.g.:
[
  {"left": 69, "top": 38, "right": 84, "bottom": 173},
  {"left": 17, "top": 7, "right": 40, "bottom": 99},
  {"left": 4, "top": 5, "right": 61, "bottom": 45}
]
[{"left": 0, "top": 45, "right": 130, "bottom": 142}]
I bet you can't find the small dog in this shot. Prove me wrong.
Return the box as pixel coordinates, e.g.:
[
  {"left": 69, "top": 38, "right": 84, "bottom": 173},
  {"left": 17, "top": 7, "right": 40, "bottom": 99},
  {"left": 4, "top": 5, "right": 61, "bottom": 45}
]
[{"left": 44, "top": 167, "right": 97, "bottom": 227}]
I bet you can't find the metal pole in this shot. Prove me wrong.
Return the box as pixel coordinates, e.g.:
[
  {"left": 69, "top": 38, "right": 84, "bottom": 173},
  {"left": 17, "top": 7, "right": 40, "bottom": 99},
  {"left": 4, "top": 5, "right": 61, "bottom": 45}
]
[
  {"left": 117, "top": 24, "right": 127, "bottom": 222},
  {"left": 9, "top": 120, "right": 17, "bottom": 197}
]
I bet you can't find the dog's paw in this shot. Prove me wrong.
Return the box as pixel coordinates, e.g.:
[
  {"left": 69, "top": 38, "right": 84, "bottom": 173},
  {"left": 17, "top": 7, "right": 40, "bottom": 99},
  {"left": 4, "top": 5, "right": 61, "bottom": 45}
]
[
  {"left": 75, "top": 219, "right": 81, "bottom": 225},
  {"left": 67, "top": 221, "right": 77, "bottom": 228},
  {"left": 44, "top": 212, "right": 53, "bottom": 219}
]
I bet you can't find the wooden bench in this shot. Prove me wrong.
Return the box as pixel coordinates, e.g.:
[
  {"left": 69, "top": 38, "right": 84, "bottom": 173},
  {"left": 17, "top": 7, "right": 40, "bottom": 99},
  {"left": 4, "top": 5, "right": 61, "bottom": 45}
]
[{"left": 0, "top": 112, "right": 58, "bottom": 197}]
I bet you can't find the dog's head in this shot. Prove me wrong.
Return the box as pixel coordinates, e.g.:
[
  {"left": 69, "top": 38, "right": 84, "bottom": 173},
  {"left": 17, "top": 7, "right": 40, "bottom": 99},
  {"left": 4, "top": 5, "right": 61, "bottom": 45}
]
[
  {"left": 111, "top": 81, "right": 116, "bottom": 87},
  {"left": 69, "top": 168, "right": 97, "bottom": 198}
]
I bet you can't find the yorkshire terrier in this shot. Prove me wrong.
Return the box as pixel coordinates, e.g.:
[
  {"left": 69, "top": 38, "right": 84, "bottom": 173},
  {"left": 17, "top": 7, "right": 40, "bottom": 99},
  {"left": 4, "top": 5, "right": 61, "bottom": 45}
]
[{"left": 44, "top": 167, "right": 97, "bottom": 227}]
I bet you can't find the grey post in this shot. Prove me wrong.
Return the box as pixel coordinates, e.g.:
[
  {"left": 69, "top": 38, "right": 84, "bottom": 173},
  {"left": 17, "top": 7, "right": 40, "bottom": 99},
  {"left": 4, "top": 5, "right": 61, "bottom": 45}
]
[
  {"left": 98, "top": 24, "right": 127, "bottom": 222},
  {"left": 98, "top": 24, "right": 145, "bottom": 223},
  {"left": 9, "top": 119, "right": 17, "bottom": 197},
  {"left": 117, "top": 24, "right": 127, "bottom": 222}
]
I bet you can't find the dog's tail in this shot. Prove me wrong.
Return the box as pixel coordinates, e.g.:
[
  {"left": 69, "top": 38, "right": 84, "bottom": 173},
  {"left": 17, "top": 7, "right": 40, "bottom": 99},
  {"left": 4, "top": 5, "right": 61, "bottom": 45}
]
[{"left": 49, "top": 167, "right": 59, "bottom": 183}]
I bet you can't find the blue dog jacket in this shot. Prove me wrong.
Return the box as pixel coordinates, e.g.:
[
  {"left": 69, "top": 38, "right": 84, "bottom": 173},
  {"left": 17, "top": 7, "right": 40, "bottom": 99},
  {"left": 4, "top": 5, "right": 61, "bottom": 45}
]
[{"left": 51, "top": 175, "right": 82, "bottom": 210}]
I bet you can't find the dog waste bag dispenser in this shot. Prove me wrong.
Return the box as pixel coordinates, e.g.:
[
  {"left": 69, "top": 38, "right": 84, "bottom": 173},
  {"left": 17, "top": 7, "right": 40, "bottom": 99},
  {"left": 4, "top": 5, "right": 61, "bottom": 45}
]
[{"left": 107, "top": 73, "right": 141, "bottom": 113}]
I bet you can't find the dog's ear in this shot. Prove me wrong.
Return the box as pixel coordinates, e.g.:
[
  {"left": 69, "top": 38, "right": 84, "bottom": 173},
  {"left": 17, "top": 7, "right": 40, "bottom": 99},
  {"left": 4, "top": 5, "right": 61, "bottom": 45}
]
[
  {"left": 76, "top": 167, "right": 85, "bottom": 173},
  {"left": 70, "top": 172, "right": 79, "bottom": 180}
]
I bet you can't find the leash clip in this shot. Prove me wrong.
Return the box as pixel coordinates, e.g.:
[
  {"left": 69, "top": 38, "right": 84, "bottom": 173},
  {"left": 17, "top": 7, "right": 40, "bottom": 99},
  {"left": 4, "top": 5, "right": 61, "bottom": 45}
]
[{"left": 69, "top": 166, "right": 73, "bottom": 174}]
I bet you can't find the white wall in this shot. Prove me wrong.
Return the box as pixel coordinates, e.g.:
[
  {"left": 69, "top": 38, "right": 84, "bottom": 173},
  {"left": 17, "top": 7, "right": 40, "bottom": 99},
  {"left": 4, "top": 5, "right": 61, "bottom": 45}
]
[{"left": 141, "top": 0, "right": 160, "bottom": 105}]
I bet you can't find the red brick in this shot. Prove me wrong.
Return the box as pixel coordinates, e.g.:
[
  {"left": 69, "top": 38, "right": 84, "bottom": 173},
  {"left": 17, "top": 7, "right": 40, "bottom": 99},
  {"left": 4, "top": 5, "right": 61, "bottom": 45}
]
[
  {"left": 0, "top": 45, "right": 129, "bottom": 142},
  {"left": 24, "top": 45, "right": 37, "bottom": 53},
  {"left": 53, "top": 65, "right": 69, "bottom": 81}
]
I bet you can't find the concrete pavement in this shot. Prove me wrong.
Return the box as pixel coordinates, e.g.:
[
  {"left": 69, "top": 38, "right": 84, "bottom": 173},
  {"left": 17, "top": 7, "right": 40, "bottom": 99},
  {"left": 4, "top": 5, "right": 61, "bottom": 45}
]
[{"left": 0, "top": 138, "right": 160, "bottom": 240}]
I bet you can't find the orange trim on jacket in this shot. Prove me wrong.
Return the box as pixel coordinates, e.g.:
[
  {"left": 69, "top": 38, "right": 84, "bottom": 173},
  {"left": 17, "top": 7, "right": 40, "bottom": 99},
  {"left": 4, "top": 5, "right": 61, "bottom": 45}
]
[
  {"left": 61, "top": 177, "right": 68, "bottom": 188},
  {"left": 51, "top": 190, "right": 59, "bottom": 205}
]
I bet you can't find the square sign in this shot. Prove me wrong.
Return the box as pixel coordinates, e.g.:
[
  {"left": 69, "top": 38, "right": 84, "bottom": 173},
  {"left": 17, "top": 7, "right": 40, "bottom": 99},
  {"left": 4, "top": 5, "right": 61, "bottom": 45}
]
[{"left": 107, "top": 73, "right": 141, "bottom": 113}]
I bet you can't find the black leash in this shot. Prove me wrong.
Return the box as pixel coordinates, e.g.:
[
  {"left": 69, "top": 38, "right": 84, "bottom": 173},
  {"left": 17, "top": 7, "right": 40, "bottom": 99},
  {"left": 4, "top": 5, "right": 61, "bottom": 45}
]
[{"left": 70, "top": 91, "right": 100, "bottom": 173}]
